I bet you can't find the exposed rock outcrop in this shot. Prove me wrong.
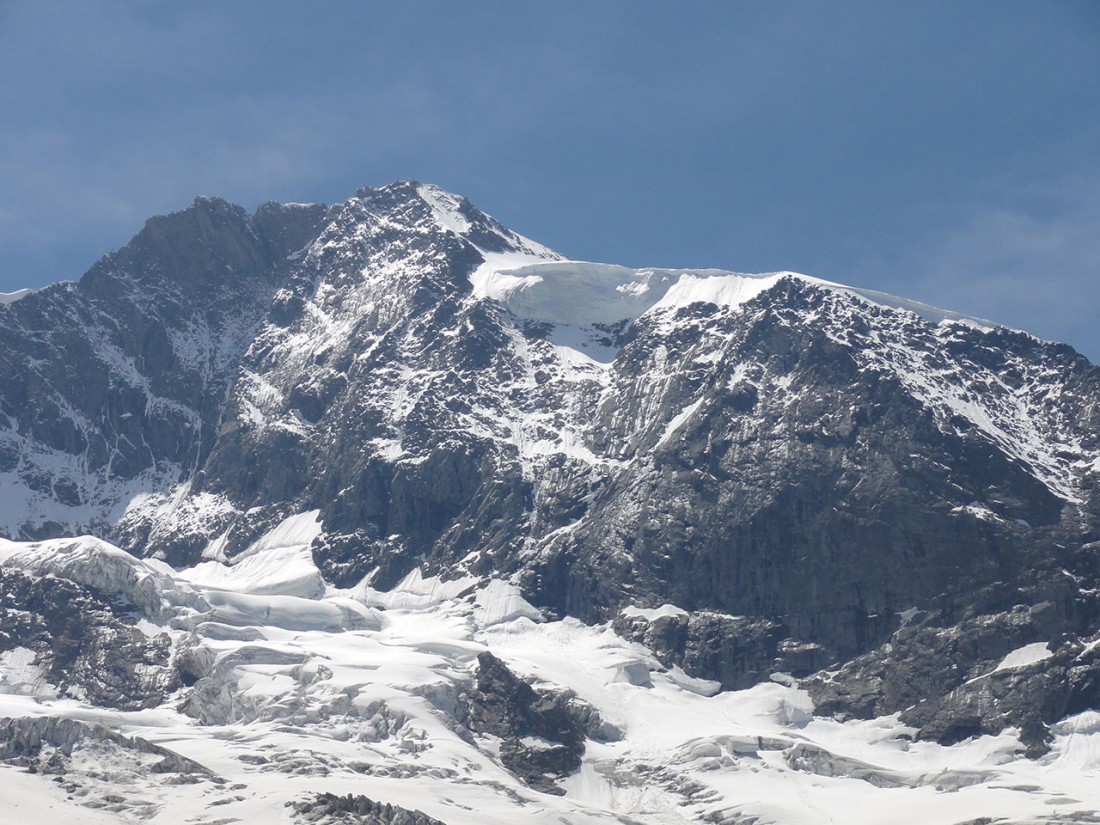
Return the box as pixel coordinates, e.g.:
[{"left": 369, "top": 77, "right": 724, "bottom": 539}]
[
  {"left": 0, "top": 567, "right": 177, "bottom": 708},
  {"left": 465, "top": 651, "right": 615, "bottom": 793},
  {"left": 291, "top": 792, "right": 448, "bottom": 825}
]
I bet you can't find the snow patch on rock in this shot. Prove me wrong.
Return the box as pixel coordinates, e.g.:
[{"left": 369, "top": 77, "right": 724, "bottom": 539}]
[
  {"left": 0, "top": 535, "right": 190, "bottom": 618},
  {"left": 0, "top": 288, "right": 34, "bottom": 304},
  {"left": 620, "top": 603, "right": 689, "bottom": 621},
  {"left": 994, "top": 642, "right": 1054, "bottom": 673},
  {"left": 0, "top": 648, "right": 53, "bottom": 697},
  {"left": 474, "top": 579, "right": 543, "bottom": 628}
]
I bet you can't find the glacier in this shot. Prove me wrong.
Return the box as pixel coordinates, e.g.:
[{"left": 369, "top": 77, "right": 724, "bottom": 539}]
[{"left": 1, "top": 530, "right": 1099, "bottom": 824}]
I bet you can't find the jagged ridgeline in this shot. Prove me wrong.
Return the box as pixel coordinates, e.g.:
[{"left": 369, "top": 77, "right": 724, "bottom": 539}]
[{"left": 1, "top": 181, "right": 1099, "bottom": 775}]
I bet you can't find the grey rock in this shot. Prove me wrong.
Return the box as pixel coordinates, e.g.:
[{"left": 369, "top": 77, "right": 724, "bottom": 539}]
[
  {"left": 806, "top": 596, "right": 1100, "bottom": 753},
  {"left": 464, "top": 651, "right": 608, "bottom": 793},
  {"left": 0, "top": 197, "right": 327, "bottom": 559},
  {"left": 291, "top": 792, "right": 448, "bottom": 825},
  {"left": 612, "top": 609, "right": 788, "bottom": 689},
  {"left": 0, "top": 715, "right": 210, "bottom": 776},
  {"left": 0, "top": 568, "right": 177, "bottom": 708}
]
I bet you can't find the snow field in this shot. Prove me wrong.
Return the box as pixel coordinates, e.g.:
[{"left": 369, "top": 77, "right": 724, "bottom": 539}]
[{"left": 0, "top": 523, "right": 1098, "bottom": 823}]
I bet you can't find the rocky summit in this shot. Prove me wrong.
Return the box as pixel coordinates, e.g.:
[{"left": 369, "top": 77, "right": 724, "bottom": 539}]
[{"left": 0, "top": 182, "right": 1098, "bottom": 823}]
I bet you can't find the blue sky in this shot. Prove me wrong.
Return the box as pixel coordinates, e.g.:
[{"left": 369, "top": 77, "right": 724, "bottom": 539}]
[{"left": 2, "top": 1, "right": 1098, "bottom": 358}]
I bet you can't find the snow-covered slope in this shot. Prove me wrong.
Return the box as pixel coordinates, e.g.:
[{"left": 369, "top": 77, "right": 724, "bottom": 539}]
[
  {"left": 0, "top": 287, "right": 34, "bottom": 304},
  {"left": 2, "top": 532, "right": 1099, "bottom": 824},
  {"left": 471, "top": 258, "right": 992, "bottom": 330}
]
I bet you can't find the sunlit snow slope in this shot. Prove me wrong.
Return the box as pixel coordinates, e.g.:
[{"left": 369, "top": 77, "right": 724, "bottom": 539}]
[{"left": 1, "top": 531, "right": 1099, "bottom": 825}]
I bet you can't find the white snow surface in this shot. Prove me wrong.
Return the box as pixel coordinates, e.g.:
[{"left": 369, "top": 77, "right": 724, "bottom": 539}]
[
  {"left": 179, "top": 510, "right": 324, "bottom": 597},
  {"left": 0, "top": 530, "right": 1098, "bottom": 823},
  {"left": 0, "top": 287, "right": 34, "bottom": 304},
  {"left": 2, "top": 762, "right": 123, "bottom": 824},
  {"left": 994, "top": 642, "right": 1054, "bottom": 673},
  {"left": 469, "top": 258, "right": 993, "bottom": 329}
]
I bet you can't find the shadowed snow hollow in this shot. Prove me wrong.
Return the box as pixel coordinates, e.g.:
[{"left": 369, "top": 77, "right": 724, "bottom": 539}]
[{"left": 182, "top": 511, "right": 325, "bottom": 598}]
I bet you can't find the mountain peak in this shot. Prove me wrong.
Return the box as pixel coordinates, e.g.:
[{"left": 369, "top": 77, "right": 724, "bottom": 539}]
[
  {"left": 2, "top": 180, "right": 1100, "bottom": 822},
  {"left": 341, "top": 180, "right": 559, "bottom": 262}
]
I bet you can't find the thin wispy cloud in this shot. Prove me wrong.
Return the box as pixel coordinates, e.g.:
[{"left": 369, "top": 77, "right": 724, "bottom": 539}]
[{"left": 903, "top": 179, "right": 1100, "bottom": 358}]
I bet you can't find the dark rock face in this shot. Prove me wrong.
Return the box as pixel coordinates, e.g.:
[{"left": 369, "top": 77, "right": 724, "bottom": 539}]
[
  {"left": 465, "top": 652, "right": 612, "bottom": 793},
  {"left": 2, "top": 180, "right": 1100, "bottom": 750},
  {"left": 291, "top": 792, "right": 448, "bottom": 825},
  {"left": 524, "top": 286, "right": 1096, "bottom": 639},
  {"left": 612, "top": 609, "right": 789, "bottom": 690},
  {"left": 807, "top": 588, "right": 1100, "bottom": 754},
  {"left": 0, "top": 196, "right": 327, "bottom": 553},
  {"left": 0, "top": 568, "right": 178, "bottom": 708},
  {"left": 0, "top": 715, "right": 210, "bottom": 776}
]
